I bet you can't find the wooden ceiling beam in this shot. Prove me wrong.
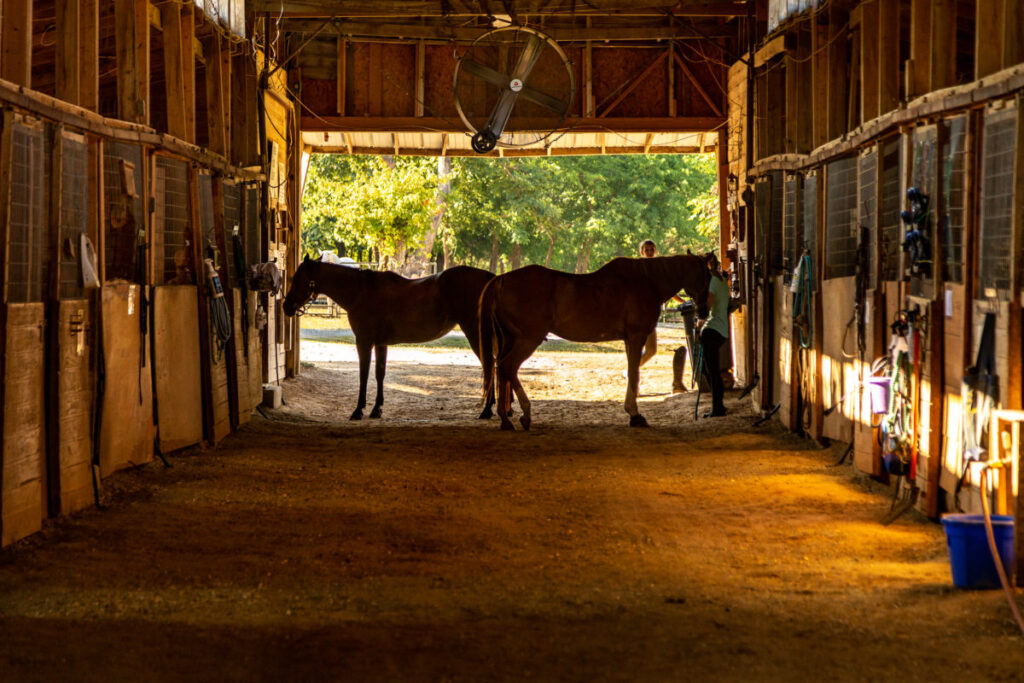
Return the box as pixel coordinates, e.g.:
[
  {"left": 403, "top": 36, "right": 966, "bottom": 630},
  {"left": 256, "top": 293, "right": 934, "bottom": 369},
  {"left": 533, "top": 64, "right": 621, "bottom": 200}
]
[
  {"left": 253, "top": 1, "right": 746, "bottom": 17},
  {"left": 300, "top": 115, "right": 724, "bottom": 133},
  {"left": 280, "top": 18, "right": 733, "bottom": 42}
]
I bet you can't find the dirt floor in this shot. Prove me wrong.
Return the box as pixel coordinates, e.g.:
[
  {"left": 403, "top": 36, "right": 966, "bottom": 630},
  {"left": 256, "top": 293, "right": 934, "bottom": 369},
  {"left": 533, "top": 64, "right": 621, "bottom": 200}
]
[{"left": 1, "top": 329, "right": 1023, "bottom": 682}]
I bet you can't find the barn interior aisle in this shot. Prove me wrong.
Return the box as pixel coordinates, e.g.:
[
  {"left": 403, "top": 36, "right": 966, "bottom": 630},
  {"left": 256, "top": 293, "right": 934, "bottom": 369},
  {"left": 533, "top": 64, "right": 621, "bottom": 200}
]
[{"left": 1, "top": 346, "right": 1020, "bottom": 681}]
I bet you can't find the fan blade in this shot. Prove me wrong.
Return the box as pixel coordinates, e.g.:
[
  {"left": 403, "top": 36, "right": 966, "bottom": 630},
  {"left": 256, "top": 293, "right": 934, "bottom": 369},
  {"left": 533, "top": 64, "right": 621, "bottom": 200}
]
[
  {"left": 510, "top": 32, "right": 545, "bottom": 82},
  {"left": 519, "top": 84, "right": 570, "bottom": 115},
  {"left": 460, "top": 59, "right": 509, "bottom": 90},
  {"left": 483, "top": 89, "right": 519, "bottom": 140}
]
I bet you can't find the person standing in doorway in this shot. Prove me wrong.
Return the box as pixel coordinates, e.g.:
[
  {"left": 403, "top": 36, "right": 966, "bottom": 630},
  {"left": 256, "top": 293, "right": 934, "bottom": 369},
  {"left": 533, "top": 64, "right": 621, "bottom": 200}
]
[{"left": 698, "top": 252, "right": 730, "bottom": 417}]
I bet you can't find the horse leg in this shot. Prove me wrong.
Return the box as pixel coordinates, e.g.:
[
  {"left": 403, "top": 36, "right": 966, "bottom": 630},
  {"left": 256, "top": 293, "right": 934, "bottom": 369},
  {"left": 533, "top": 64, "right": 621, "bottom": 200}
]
[
  {"left": 369, "top": 343, "right": 387, "bottom": 418},
  {"left": 502, "top": 338, "right": 538, "bottom": 430},
  {"left": 350, "top": 340, "right": 372, "bottom": 420},
  {"left": 624, "top": 335, "right": 648, "bottom": 428},
  {"left": 511, "top": 373, "right": 532, "bottom": 431},
  {"left": 496, "top": 363, "right": 515, "bottom": 431}
]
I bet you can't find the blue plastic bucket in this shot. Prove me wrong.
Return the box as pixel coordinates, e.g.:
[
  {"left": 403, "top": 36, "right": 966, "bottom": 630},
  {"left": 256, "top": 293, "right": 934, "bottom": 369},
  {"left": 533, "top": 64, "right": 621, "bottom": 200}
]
[
  {"left": 941, "top": 514, "right": 1015, "bottom": 589},
  {"left": 866, "top": 376, "right": 891, "bottom": 414}
]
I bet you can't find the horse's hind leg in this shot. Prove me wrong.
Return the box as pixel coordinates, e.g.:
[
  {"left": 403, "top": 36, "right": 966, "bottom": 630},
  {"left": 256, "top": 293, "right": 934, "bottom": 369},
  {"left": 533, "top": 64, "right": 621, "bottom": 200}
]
[
  {"left": 624, "top": 335, "right": 648, "bottom": 428},
  {"left": 496, "top": 363, "right": 515, "bottom": 431},
  {"left": 501, "top": 339, "right": 538, "bottom": 431},
  {"left": 351, "top": 340, "right": 372, "bottom": 420},
  {"left": 369, "top": 344, "right": 387, "bottom": 418}
]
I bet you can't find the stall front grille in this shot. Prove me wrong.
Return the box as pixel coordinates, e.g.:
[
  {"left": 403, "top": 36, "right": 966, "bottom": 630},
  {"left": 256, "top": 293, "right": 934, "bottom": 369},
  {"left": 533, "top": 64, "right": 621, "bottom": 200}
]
[
  {"left": 755, "top": 176, "right": 772, "bottom": 273},
  {"left": 8, "top": 123, "right": 47, "bottom": 303},
  {"left": 767, "top": 171, "right": 784, "bottom": 274},
  {"left": 941, "top": 115, "right": 968, "bottom": 284},
  {"left": 878, "top": 137, "right": 902, "bottom": 281},
  {"left": 783, "top": 174, "right": 799, "bottom": 277},
  {"left": 60, "top": 136, "right": 88, "bottom": 298},
  {"left": 859, "top": 148, "right": 878, "bottom": 290},
  {"left": 802, "top": 172, "right": 817, "bottom": 258},
  {"left": 244, "top": 185, "right": 260, "bottom": 269},
  {"left": 198, "top": 173, "right": 218, "bottom": 264},
  {"left": 824, "top": 156, "right": 858, "bottom": 280},
  {"left": 910, "top": 126, "right": 938, "bottom": 295},
  {"left": 103, "top": 142, "right": 145, "bottom": 282},
  {"left": 978, "top": 107, "right": 1016, "bottom": 297},
  {"left": 223, "top": 181, "right": 241, "bottom": 287},
  {"left": 156, "top": 157, "right": 194, "bottom": 285}
]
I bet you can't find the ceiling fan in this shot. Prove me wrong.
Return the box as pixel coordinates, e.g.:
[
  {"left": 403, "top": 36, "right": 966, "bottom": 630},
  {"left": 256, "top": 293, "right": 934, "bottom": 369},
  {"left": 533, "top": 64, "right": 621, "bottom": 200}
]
[{"left": 453, "top": 26, "right": 576, "bottom": 154}]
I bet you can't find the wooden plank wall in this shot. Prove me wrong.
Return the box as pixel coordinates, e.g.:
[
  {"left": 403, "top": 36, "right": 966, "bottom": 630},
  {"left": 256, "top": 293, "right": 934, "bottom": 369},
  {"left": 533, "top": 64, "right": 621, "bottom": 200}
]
[
  {"left": 2, "top": 304, "right": 46, "bottom": 546},
  {"left": 99, "top": 284, "right": 153, "bottom": 475},
  {"left": 57, "top": 300, "right": 93, "bottom": 515},
  {"left": 820, "top": 277, "right": 857, "bottom": 443},
  {"left": 153, "top": 286, "right": 203, "bottom": 452}
]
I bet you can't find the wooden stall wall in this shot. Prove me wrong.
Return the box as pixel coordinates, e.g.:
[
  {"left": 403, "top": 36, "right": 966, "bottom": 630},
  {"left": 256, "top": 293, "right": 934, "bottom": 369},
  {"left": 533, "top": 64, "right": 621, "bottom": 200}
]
[
  {"left": 2, "top": 119, "right": 48, "bottom": 545},
  {"left": 99, "top": 284, "right": 154, "bottom": 475},
  {"left": 153, "top": 286, "right": 203, "bottom": 452}
]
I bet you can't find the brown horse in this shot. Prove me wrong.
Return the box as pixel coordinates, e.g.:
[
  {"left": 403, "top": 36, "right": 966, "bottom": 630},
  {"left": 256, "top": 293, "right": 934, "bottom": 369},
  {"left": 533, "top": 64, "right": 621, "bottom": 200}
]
[
  {"left": 479, "top": 254, "right": 712, "bottom": 430},
  {"left": 284, "top": 256, "right": 496, "bottom": 420}
]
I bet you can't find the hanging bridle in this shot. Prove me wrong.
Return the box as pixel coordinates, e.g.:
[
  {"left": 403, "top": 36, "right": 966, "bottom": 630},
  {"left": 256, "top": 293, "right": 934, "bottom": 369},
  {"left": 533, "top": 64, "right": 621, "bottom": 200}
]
[{"left": 292, "top": 278, "right": 318, "bottom": 316}]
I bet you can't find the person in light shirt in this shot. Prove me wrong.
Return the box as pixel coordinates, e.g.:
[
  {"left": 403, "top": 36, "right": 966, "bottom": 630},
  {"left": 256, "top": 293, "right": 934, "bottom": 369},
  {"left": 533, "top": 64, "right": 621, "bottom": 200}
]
[{"left": 697, "top": 252, "right": 730, "bottom": 417}]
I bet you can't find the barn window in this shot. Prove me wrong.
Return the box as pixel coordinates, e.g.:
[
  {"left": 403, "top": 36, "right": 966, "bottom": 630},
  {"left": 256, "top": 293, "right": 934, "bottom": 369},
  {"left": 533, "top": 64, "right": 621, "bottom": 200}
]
[
  {"left": 978, "top": 105, "right": 1017, "bottom": 298},
  {"left": 858, "top": 147, "right": 878, "bottom": 290},
  {"left": 154, "top": 157, "right": 194, "bottom": 285},
  {"left": 940, "top": 115, "right": 968, "bottom": 284},
  {"left": 8, "top": 121, "right": 47, "bottom": 303},
  {"left": 103, "top": 142, "right": 146, "bottom": 282},
  {"left": 60, "top": 134, "right": 89, "bottom": 298},
  {"left": 878, "top": 137, "right": 902, "bottom": 281},
  {"left": 909, "top": 125, "right": 937, "bottom": 294},
  {"left": 802, "top": 170, "right": 817, "bottom": 259},
  {"left": 782, "top": 173, "right": 799, "bottom": 277},
  {"left": 824, "top": 156, "right": 858, "bottom": 279},
  {"left": 223, "top": 180, "right": 242, "bottom": 287}
]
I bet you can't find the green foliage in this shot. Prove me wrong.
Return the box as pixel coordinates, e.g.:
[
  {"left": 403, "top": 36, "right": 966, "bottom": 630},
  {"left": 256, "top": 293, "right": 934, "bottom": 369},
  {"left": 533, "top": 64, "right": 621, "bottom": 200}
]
[
  {"left": 302, "top": 155, "right": 439, "bottom": 260},
  {"left": 301, "top": 152, "right": 719, "bottom": 273}
]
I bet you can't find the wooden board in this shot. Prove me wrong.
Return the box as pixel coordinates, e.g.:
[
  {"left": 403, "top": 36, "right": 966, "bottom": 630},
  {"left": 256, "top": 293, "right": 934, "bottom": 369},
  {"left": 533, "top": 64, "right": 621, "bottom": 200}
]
[
  {"left": 232, "top": 288, "right": 251, "bottom": 425},
  {"left": 210, "top": 325, "right": 231, "bottom": 444},
  {"left": 2, "top": 304, "right": 46, "bottom": 546},
  {"left": 58, "top": 300, "right": 93, "bottom": 515},
  {"left": 853, "top": 287, "right": 885, "bottom": 477},
  {"left": 99, "top": 284, "right": 154, "bottom": 476},
  {"left": 247, "top": 292, "right": 263, "bottom": 409},
  {"left": 153, "top": 286, "right": 203, "bottom": 453},
  {"left": 821, "top": 276, "right": 857, "bottom": 443}
]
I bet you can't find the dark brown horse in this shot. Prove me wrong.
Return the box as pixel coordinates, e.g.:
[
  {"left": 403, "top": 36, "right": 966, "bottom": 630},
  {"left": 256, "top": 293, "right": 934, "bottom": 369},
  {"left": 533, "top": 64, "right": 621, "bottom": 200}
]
[
  {"left": 284, "top": 256, "right": 496, "bottom": 420},
  {"left": 479, "top": 254, "right": 712, "bottom": 430}
]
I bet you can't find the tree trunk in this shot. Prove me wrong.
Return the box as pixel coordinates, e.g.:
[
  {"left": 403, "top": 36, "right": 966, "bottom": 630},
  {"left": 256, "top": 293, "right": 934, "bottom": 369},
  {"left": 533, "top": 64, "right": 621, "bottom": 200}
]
[
  {"left": 545, "top": 234, "right": 555, "bottom": 268},
  {"left": 489, "top": 234, "right": 500, "bottom": 273},
  {"left": 575, "top": 237, "right": 591, "bottom": 274},
  {"left": 511, "top": 243, "right": 521, "bottom": 270}
]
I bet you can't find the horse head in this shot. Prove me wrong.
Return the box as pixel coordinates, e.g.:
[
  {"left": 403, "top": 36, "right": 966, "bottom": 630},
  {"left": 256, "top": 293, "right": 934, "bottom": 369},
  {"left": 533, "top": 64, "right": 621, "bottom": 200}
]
[{"left": 283, "top": 254, "right": 318, "bottom": 316}]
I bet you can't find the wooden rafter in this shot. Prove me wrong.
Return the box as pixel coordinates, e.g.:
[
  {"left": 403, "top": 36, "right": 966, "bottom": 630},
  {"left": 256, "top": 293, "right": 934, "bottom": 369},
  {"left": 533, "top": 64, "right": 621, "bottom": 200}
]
[
  {"left": 598, "top": 51, "right": 668, "bottom": 118},
  {"left": 255, "top": 0, "right": 747, "bottom": 17},
  {"left": 672, "top": 49, "right": 722, "bottom": 117},
  {"left": 301, "top": 115, "right": 725, "bottom": 133}
]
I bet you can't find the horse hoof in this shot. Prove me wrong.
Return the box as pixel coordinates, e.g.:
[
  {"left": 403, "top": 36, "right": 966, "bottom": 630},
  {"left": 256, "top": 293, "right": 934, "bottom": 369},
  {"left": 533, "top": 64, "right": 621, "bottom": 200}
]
[
  {"left": 500, "top": 421, "right": 515, "bottom": 431},
  {"left": 629, "top": 414, "right": 649, "bottom": 428},
  {"left": 350, "top": 410, "right": 363, "bottom": 421},
  {"left": 369, "top": 408, "right": 382, "bottom": 419},
  {"left": 478, "top": 407, "right": 493, "bottom": 420},
  {"left": 519, "top": 416, "right": 531, "bottom": 431}
]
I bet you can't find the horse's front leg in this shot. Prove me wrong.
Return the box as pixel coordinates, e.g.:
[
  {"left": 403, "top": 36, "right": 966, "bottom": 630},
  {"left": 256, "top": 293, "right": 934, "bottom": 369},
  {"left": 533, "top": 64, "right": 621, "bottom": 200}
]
[
  {"left": 624, "top": 335, "right": 648, "bottom": 427},
  {"left": 350, "top": 340, "right": 372, "bottom": 420},
  {"left": 369, "top": 343, "right": 387, "bottom": 418}
]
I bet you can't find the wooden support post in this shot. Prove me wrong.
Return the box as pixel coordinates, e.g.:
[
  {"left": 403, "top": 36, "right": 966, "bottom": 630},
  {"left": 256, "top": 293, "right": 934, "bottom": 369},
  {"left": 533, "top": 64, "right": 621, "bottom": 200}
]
[
  {"left": 0, "top": 113, "right": 14, "bottom": 537},
  {"left": 204, "top": 32, "right": 227, "bottom": 156},
  {"left": 667, "top": 41, "right": 676, "bottom": 118},
  {"left": 975, "top": 0, "right": 1002, "bottom": 80},
  {"left": 56, "top": 0, "right": 81, "bottom": 104},
  {"left": 2, "top": 0, "right": 33, "bottom": 87},
  {"left": 1004, "top": 0, "right": 1024, "bottom": 71},
  {"left": 929, "top": 0, "right": 956, "bottom": 92},
  {"left": 190, "top": 172, "right": 215, "bottom": 444},
  {"left": 337, "top": 36, "right": 347, "bottom": 115},
  {"left": 1008, "top": 93, "right": 1024, "bottom": 413},
  {"left": 231, "top": 53, "right": 259, "bottom": 166},
  {"left": 45, "top": 125, "right": 64, "bottom": 518},
  {"left": 717, "top": 129, "right": 730, "bottom": 268},
  {"left": 161, "top": 2, "right": 187, "bottom": 139},
  {"left": 181, "top": 5, "right": 196, "bottom": 143},
  {"left": 79, "top": 0, "right": 99, "bottom": 111},
  {"left": 907, "top": 0, "right": 931, "bottom": 99},
  {"left": 135, "top": 0, "right": 150, "bottom": 125},
  {"left": 114, "top": 0, "right": 142, "bottom": 122},
  {"left": 878, "top": 0, "right": 900, "bottom": 116},
  {"left": 826, "top": 3, "right": 849, "bottom": 142},
  {"left": 811, "top": 8, "right": 828, "bottom": 149},
  {"left": 221, "top": 36, "right": 232, "bottom": 161},
  {"left": 925, "top": 299, "right": 945, "bottom": 518},
  {"left": 415, "top": 40, "right": 425, "bottom": 117},
  {"left": 860, "top": 0, "right": 879, "bottom": 124}
]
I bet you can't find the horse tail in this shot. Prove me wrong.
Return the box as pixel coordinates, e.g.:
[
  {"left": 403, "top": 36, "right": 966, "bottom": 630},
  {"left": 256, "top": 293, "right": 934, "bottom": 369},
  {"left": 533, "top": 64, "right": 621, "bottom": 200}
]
[{"left": 478, "top": 277, "right": 501, "bottom": 405}]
